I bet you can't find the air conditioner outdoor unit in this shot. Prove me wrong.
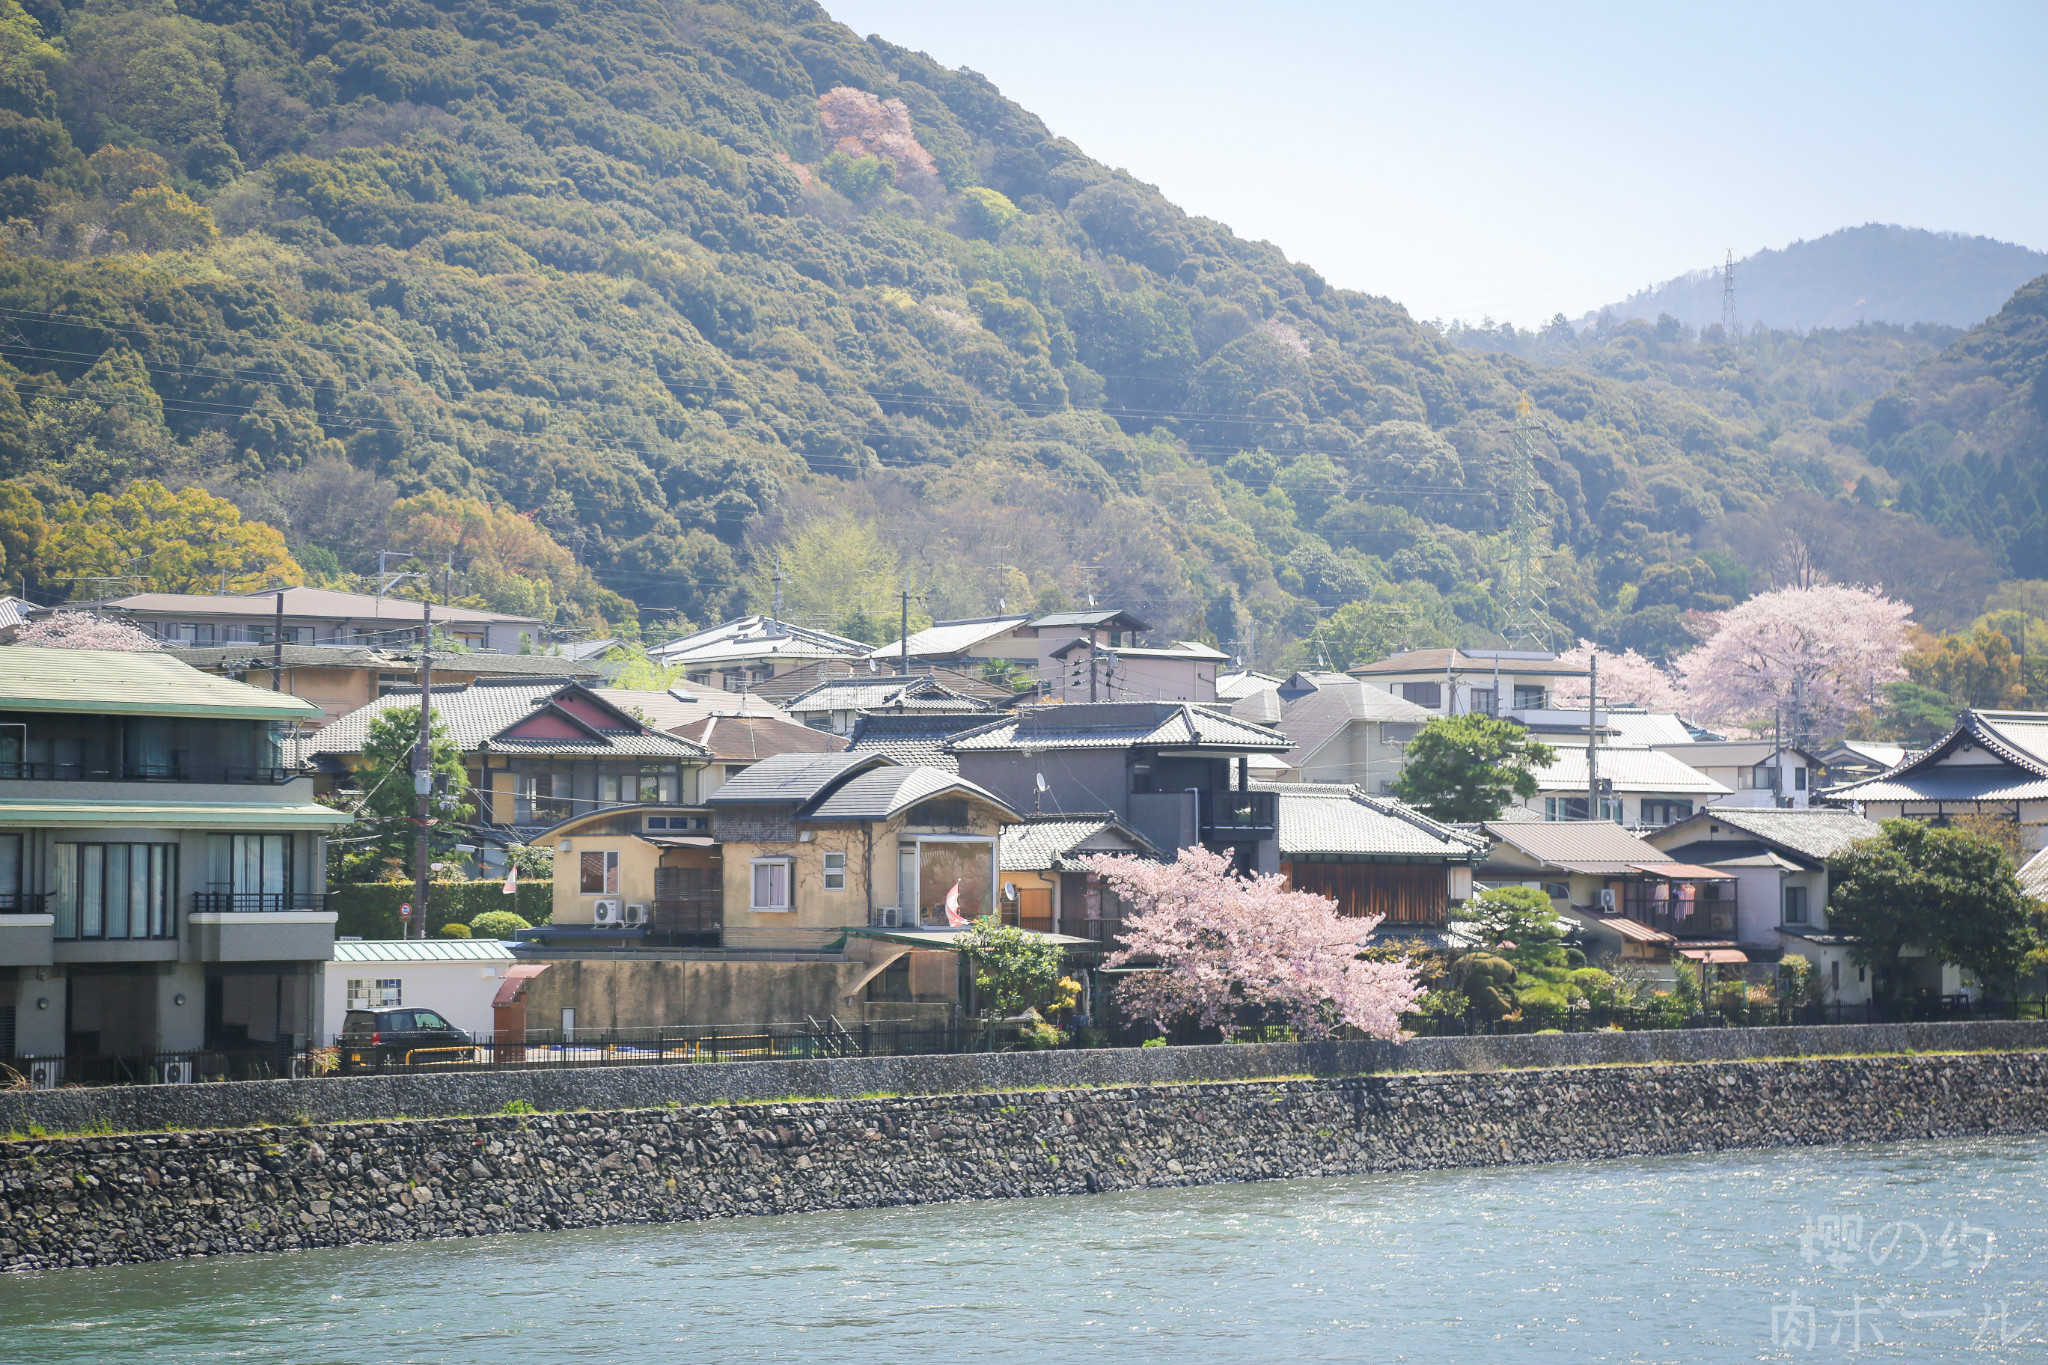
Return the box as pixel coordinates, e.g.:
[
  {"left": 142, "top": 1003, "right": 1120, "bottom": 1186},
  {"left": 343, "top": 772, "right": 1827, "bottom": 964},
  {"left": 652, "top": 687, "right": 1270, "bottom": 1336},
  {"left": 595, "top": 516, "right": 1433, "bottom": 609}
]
[
  {"left": 592, "top": 898, "right": 623, "bottom": 927},
  {"left": 1598, "top": 889, "right": 1617, "bottom": 910},
  {"left": 878, "top": 906, "right": 900, "bottom": 928},
  {"left": 28, "top": 1059, "right": 62, "bottom": 1089},
  {"left": 159, "top": 1059, "right": 194, "bottom": 1085},
  {"left": 622, "top": 902, "right": 648, "bottom": 928}
]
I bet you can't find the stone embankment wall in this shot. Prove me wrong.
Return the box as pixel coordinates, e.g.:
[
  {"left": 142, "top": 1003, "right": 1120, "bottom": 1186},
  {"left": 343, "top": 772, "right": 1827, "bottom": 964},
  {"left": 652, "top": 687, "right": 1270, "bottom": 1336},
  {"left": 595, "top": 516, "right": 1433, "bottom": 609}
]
[
  {"left": 8, "top": 1019, "right": 2046, "bottom": 1138},
  {"left": 8, "top": 1050, "right": 2048, "bottom": 1273}
]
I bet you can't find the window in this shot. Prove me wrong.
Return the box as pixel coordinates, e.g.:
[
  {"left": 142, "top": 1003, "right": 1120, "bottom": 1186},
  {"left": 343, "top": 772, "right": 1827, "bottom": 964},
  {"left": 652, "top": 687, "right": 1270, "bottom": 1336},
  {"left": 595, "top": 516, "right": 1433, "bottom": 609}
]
[
  {"left": 805, "top": 713, "right": 835, "bottom": 731},
  {"left": 823, "top": 851, "right": 847, "bottom": 891},
  {"left": 1546, "top": 796, "right": 1622, "bottom": 821},
  {"left": 52, "top": 843, "right": 177, "bottom": 940},
  {"left": 1512, "top": 684, "right": 1548, "bottom": 710},
  {"left": 1399, "top": 681, "right": 1442, "bottom": 709},
  {"left": 1469, "top": 688, "right": 1497, "bottom": 716},
  {"left": 347, "top": 978, "right": 402, "bottom": 1009},
  {"left": 1744, "top": 764, "right": 1782, "bottom": 792},
  {"left": 1641, "top": 800, "right": 1694, "bottom": 826},
  {"left": 413, "top": 1010, "right": 451, "bottom": 1030},
  {"left": 1794, "top": 766, "right": 1808, "bottom": 791},
  {"left": 579, "top": 850, "right": 619, "bottom": 895},
  {"left": 207, "top": 833, "right": 291, "bottom": 910},
  {"left": 750, "top": 858, "right": 792, "bottom": 911},
  {"left": 1783, "top": 885, "right": 1809, "bottom": 925},
  {"left": 1831, "top": 960, "right": 1841, "bottom": 991},
  {"left": 1539, "top": 882, "right": 1571, "bottom": 900}
]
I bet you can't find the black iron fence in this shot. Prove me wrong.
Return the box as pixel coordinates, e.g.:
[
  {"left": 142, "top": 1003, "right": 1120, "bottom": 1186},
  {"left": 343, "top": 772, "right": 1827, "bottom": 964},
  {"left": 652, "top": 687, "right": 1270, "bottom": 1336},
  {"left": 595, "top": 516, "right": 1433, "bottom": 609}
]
[
  {"left": 189, "top": 891, "right": 329, "bottom": 914},
  {"left": 1405, "top": 995, "right": 2048, "bottom": 1037}
]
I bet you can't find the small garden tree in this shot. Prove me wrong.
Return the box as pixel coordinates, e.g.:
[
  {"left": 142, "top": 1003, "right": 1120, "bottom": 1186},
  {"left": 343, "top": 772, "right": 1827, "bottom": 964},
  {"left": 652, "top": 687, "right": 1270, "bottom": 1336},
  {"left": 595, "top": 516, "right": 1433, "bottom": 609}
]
[
  {"left": 1393, "top": 714, "right": 1557, "bottom": 822},
  {"left": 957, "top": 916, "right": 1069, "bottom": 1018},
  {"left": 1084, "top": 847, "right": 1421, "bottom": 1040},
  {"left": 1825, "top": 819, "right": 2032, "bottom": 1000},
  {"left": 329, "top": 706, "right": 474, "bottom": 881}
]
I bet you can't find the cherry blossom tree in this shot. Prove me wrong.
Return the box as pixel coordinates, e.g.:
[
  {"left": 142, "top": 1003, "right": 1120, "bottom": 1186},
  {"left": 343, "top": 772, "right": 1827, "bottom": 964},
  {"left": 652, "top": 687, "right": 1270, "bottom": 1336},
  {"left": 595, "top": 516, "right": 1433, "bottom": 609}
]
[
  {"left": 1675, "top": 583, "right": 1912, "bottom": 741},
  {"left": 1083, "top": 847, "right": 1422, "bottom": 1040},
  {"left": 11, "top": 612, "right": 161, "bottom": 651},
  {"left": 1552, "top": 640, "right": 1689, "bottom": 712}
]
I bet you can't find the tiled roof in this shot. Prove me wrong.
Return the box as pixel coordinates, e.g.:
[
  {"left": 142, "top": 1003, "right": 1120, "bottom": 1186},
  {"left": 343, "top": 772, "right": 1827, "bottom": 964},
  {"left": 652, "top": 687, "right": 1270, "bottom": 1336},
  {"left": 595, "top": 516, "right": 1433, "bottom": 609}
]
[
  {"left": 846, "top": 712, "right": 1000, "bottom": 772},
  {"left": 746, "top": 657, "right": 1017, "bottom": 704},
  {"left": 703, "top": 751, "right": 893, "bottom": 805},
  {"left": 1673, "top": 807, "right": 1882, "bottom": 861},
  {"left": 948, "top": 702, "right": 1292, "bottom": 753},
  {"left": 866, "top": 615, "right": 1029, "bottom": 660},
  {"left": 298, "top": 680, "right": 708, "bottom": 761},
  {"left": 593, "top": 688, "right": 788, "bottom": 731},
  {"left": 999, "top": 814, "right": 1156, "bottom": 871},
  {"left": 92, "top": 586, "right": 537, "bottom": 624},
  {"left": 1258, "top": 782, "right": 1485, "bottom": 860},
  {"left": 331, "top": 939, "right": 518, "bottom": 962},
  {"left": 169, "top": 643, "right": 597, "bottom": 677},
  {"left": 0, "top": 646, "right": 325, "bottom": 720},
  {"left": 1658, "top": 740, "right": 1821, "bottom": 766},
  {"left": 1215, "top": 670, "right": 1283, "bottom": 701},
  {"left": 1044, "top": 638, "right": 1229, "bottom": 662},
  {"left": 1261, "top": 677, "right": 1432, "bottom": 766},
  {"left": 1026, "top": 609, "right": 1150, "bottom": 631},
  {"left": 1482, "top": 820, "right": 1671, "bottom": 869},
  {"left": 671, "top": 714, "right": 848, "bottom": 763},
  {"left": 649, "top": 615, "right": 870, "bottom": 666},
  {"left": 803, "top": 766, "right": 1017, "bottom": 823},
  {"left": 1826, "top": 771, "right": 2048, "bottom": 804},
  {"left": 1535, "top": 746, "right": 1731, "bottom": 795},
  {"left": 2019, "top": 847, "right": 2048, "bottom": 901},
  {"left": 1827, "top": 709, "right": 2048, "bottom": 805},
  {"left": 1606, "top": 713, "right": 1696, "bottom": 746},
  {"left": 783, "top": 676, "right": 994, "bottom": 715},
  {"left": 1348, "top": 647, "right": 1587, "bottom": 679}
]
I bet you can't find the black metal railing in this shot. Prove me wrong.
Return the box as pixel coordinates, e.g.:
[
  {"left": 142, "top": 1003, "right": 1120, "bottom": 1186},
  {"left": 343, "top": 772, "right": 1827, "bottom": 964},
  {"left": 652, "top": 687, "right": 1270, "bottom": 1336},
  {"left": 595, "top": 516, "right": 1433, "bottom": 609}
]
[
  {"left": 189, "top": 891, "right": 328, "bottom": 914},
  {"left": 1406, "top": 994, "right": 2048, "bottom": 1036},
  {"left": 1202, "top": 789, "right": 1277, "bottom": 837},
  {"left": 0, "top": 892, "right": 47, "bottom": 914},
  {"left": 0, "top": 762, "right": 298, "bottom": 785}
]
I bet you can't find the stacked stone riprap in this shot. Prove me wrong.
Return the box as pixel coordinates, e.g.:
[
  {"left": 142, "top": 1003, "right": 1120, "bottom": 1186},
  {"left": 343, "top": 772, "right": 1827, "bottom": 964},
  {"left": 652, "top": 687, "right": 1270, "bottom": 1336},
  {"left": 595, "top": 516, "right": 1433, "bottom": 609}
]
[{"left": 7, "top": 1051, "right": 2048, "bottom": 1273}]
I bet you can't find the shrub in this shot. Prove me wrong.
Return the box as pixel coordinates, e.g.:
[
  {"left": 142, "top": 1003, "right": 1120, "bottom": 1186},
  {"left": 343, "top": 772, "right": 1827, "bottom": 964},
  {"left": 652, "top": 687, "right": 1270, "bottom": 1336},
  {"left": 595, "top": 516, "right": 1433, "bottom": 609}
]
[
  {"left": 469, "top": 909, "right": 533, "bottom": 940},
  {"left": 437, "top": 921, "right": 472, "bottom": 938}
]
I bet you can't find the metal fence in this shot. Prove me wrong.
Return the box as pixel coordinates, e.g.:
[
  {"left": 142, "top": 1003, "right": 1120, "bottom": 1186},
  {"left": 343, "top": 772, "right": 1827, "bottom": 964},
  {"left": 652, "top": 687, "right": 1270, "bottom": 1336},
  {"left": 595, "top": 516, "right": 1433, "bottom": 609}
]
[{"left": 1405, "top": 995, "right": 2048, "bottom": 1037}]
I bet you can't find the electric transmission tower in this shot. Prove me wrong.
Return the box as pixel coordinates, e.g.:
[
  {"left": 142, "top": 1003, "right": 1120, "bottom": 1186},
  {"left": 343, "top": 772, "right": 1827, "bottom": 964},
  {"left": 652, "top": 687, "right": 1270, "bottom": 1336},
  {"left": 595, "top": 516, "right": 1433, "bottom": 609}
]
[
  {"left": 1721, "top": 248, "right": 1739, "bottom": 342},
  {"left": 1497, "top": 392, "right": 1558, "bottom": 650}
]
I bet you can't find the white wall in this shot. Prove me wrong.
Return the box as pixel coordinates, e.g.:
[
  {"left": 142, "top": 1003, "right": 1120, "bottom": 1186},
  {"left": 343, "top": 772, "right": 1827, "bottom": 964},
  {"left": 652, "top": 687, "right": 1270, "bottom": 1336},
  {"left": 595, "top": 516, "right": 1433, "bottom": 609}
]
[{"left": 321, "top": 956, "right": 510, "bottom": 1042}]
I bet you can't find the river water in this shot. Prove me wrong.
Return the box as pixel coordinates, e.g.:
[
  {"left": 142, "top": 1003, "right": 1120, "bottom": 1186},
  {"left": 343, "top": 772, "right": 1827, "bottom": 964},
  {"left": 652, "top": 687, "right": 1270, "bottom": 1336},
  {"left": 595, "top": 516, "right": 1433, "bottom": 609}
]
[{"left": 5, "top": 1136, "right": 2045, "bottom": 1363}]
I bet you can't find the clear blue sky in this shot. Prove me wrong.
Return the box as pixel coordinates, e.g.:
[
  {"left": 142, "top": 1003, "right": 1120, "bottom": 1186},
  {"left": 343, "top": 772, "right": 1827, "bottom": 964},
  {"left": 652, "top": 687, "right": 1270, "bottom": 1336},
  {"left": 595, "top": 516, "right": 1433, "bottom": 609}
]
[{"left": 825, "top": 1, "right": 2047, "bottom": 328}]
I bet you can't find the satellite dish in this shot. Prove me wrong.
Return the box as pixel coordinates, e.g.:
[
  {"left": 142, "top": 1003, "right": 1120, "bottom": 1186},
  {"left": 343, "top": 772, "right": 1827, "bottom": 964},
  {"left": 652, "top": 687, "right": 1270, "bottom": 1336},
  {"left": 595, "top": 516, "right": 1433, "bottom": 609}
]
[{"left": 1035, "top": 772, "right": 1048, "bottom": 794}]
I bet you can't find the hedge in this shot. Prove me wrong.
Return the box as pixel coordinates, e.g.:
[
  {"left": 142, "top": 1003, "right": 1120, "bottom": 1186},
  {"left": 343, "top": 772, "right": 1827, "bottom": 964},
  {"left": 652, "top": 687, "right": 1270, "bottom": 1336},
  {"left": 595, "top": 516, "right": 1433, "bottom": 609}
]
[{"left": 330, "top": 881, "right": 554, "bottom": 940}]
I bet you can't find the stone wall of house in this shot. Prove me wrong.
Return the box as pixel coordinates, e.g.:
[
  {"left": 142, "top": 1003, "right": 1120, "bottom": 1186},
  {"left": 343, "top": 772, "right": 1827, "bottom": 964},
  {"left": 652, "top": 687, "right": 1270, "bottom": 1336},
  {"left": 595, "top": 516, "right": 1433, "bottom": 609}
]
[
  {"left": 5, "top": 1018, "right": 2045, "bottom": 1139},
  {"left": 7, "top": 1050, "right": 2048, "bottom": 1273}
]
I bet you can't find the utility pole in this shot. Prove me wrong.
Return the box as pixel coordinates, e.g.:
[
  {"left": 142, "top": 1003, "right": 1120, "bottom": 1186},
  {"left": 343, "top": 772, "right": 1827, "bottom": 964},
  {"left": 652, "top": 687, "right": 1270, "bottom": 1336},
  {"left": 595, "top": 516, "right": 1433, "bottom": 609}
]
[
  {"left": 899, "top": 573, "right": 910, "bottom": 675},
  {"left": 413, "top": 599, "right": 433, "bottom": 940},
  {"left": 271, "top": 590, "right": 284, "bottom": 692},
  {"left": 770, "top": 550, "right": 786, "bottom": 634},
  {"left": 1721, "top": 249, "right": 1739, "bottom": 343},
  {"left": 1586, "top": 651, "right": 1600, "bottom": 821},
  {"left": 1089, "top": 633, "right": 1100, "bottom": 703}
]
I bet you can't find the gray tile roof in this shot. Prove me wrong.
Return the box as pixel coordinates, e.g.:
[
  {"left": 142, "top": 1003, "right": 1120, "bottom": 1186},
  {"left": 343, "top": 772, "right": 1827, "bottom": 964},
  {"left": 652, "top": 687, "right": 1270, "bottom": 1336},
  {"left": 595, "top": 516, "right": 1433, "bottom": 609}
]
[
  {"left": 1676, "top": 807, "right": 1883, "bottom": 861},
  {"left": 747, "top": 657, "right": 1017, "bottom": 704},
  {"left": 1537, "top": 746, "right": 1731, "bottom": 795},
  {"left": 866, "top": 615, "right": 1030, "bottom": 660},
  {"left": 1259, "top": 677, "right": 1432, "bottom": 766},
  {"left": 1482, "top": 820, "right": 1671, "bottom": 869},
  {"left": 999, "top": 814, "right": 1157, "bottom": 871},
  {"left": 847, "top": 712, "right": 1001, "bottom": 773},
  {"left": 671, "top": 714, "right": 848, "bottom": 763},
  {"left": 803, "top": 767, "right": 1017, "bottom": 823},
  {"left": 703, "top": 750, "right": 892, "bottom": 806},
  {"left": 170, "top": 643, "right": 597, "bottom": 676},
  {"left": 1258, "top": 783, "right": 1486, "bottom": 860},
  {"left": 949, "top": 702, "right": 1292, "bottom": 753},
  {"left": 1827, "top": 709, "right": 2048, "bottom": 805},
  {"left": 649, "top": 615, "right": 870, "bottom": 666},
  {"left": 784, "top": 676, "right": 994, "bottom": 715},
  {"left": 297, "top": 680, "right": 708, "bottom": 761},
  {"left": 2020, "top": 847, "right": 2048, "bottom": 901}
]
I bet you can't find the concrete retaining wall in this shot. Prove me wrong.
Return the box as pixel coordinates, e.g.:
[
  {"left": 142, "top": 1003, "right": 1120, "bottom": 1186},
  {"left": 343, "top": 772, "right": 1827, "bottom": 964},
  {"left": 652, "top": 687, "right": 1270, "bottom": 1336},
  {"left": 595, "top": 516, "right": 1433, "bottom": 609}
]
[
  {"left": 7, "top": 1049, "right": 2048, "bottom": 1273},
  {"left": 4, "top": 1020, "right": 2045, "bottom": 1140}
]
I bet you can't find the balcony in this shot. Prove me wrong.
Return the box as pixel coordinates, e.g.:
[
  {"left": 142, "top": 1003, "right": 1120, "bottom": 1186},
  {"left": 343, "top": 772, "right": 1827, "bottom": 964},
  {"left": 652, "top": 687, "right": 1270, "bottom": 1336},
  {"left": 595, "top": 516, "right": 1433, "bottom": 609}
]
[
  {"left": 190, "top": 892, "right": 329, "bottom": 914},
  {"left": 0, "top": 892, "right": 48, "bottom": 914},
  {"left": 1201, "top": 789, "right": 1277, "bottom": 840},
  {"left": 0, "top": 762, "right": 299, "bottom": 786}
]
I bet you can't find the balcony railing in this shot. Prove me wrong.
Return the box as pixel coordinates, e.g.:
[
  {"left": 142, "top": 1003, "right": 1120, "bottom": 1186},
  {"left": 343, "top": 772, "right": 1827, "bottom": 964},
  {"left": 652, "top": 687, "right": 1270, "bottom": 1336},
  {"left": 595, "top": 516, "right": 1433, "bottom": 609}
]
[
  {"left": 0, "top": 892, "right": 47, "bottom": 914},
  {"left": 0, "top": 762, "right": 299, "bottom": 785},
  {"left": 1201, "top": 789, "right": 1277, "bottom": 839},
  {"left": 190, "top": 892, "right": 328, "bottom": 914}
]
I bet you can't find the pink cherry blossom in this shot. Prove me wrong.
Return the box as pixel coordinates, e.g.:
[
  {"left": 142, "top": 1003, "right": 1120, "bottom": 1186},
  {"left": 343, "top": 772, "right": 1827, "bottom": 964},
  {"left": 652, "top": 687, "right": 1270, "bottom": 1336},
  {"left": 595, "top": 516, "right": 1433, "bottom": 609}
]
[
  {"left": 1082, "top": 846, "right": 1422, "bottom": 1040},
  {"left": 11, "top": 612, "right": 163, "bottom": 651},
  {"left": 1675, "top": 583, "right": 1911, "bottom": 738},
  {"left": 1552, "top": 639, "right": 1689, "bottom": 712}
]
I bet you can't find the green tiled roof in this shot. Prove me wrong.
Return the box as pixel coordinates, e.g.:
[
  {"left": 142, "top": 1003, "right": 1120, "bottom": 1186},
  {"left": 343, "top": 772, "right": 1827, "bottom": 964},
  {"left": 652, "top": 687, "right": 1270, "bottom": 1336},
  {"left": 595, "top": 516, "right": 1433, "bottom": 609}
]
[
  {"left": 0, "top": 798, "right": 349, "bottom": 828},
  {"left": 0, "top": 647, "right": 326, "bottom": 720}
]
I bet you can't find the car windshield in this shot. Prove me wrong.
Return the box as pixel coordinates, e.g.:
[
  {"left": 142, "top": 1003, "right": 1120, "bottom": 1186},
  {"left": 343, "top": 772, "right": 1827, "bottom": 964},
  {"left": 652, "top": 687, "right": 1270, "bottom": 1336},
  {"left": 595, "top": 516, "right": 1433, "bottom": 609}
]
[{"left": 414, "top": 1011, "right": 449, "bottom": 1029}]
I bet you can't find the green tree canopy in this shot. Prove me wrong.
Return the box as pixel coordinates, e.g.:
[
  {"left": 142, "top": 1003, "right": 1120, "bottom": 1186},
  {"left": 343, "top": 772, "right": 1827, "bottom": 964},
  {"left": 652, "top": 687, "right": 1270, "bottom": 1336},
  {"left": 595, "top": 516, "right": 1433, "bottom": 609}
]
[
  {"left": 1393, "top": 715, "right": 1557, "bottom": 822},
  {"left": 1824, "top": 818, "right": 2032, "bottom": 999}
]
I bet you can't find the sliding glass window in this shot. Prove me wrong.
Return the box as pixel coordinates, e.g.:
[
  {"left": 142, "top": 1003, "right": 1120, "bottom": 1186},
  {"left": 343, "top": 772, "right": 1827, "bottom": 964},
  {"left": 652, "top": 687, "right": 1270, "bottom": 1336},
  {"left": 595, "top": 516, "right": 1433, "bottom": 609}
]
[{"left": 52, "top": 843, "right": 177, "bottom": 940}]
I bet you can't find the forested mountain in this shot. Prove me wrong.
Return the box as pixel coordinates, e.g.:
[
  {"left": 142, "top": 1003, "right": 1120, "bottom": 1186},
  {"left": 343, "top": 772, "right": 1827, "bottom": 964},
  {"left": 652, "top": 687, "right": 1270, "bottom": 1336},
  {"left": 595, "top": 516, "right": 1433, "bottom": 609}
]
[
  {"left": 1586, "top": 226, "right": 2048, "bottom": 333},
  {"left": 0, "top": 0, "right": 2026, "bottom": 665}
]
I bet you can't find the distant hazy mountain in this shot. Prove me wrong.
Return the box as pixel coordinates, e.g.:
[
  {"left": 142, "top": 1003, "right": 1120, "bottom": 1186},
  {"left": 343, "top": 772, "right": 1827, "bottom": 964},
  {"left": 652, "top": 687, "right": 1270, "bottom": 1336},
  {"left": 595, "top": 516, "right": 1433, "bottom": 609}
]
[{"left": 1586, "top": 225, "right": 2048, "bottom": 332}]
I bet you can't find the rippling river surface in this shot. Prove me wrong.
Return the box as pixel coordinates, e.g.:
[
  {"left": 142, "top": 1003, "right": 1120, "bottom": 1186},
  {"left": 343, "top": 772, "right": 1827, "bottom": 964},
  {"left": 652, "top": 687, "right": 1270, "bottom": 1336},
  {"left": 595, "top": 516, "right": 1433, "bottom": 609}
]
[{"left": 6, "top": 1136, "right": 2047, "bottom": 1363}]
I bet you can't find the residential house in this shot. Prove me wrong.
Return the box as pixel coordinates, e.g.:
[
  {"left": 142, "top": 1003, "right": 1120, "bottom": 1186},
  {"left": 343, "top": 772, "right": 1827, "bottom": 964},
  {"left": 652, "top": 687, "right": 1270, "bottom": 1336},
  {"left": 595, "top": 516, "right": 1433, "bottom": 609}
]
[
  {"left": 1814, "top": 740, "right": 1911, "bottom": 791},
  {"left": 746, "top": 657, "right": 1017, "bottom": 707},
  {"left": 299, "top": 679, "right": 711, "bottom": 844},
  {"left": 591, "top": 686, "right": 789, "bottom": 730},
  {"left": 668, "top": 713, "right": 848, "bottom": 799},
  {"left": 1227, "top": 671, "right": 1433, "bottom": 792},
  {"left": 845, "top": 711, "right": 998, "bottom": 773},
  {"left": 1606, "top": 711, "right": 1699, "bottom": 746},
  {"left": 322, "top": 937, "right": 517, "bottom": 1041},
  {"left": 1646, "top": 807, "right": 1884, "bottom": 1004},
  {"left": 946, "top": 702, "right": 1294, "bottom": 873},
  {"left": 1347, "top": 647, "right": 1591, "bottom": 722},
  {"left": 1478, "top": 821, "right": 1740, "bottom": 968},
  {"left": 80, "top": 587, "right": 542, "bottom": 653},
  {"left": 0, "top": 647, "right": 350, "bottom": 1068},
  {"left": 1656, "top": 740, "right": 1817, "bottom": 808},
  {"left": 170, "top": 644, "right": 598, "bottom": 726},
  {"left": 864, "top": 614, "right": 1037, "bottom": 669},
  {"left": 1522, "top": 745, "right": 1733, "bottom": 827},
  {"left": 1824, "top": 709, "right": 2048, "bottom": 853},
  {"left": 781, "top": 674, "right": 995, "bottom": 736},
  {"left": 1042, "top": 638, "right": 1228, "bottom": 703},
  {"left": 1215, "top": 669, "right": 1284, "bottom": 702},
  {"left": 1264, "top": 783, "right": 1485, "bottom": 947},
  {"left": 647, "top": 616, "right": 870, "bottom": 691},
  {"left": 997, "top": 813, "right": 1158, "bottom": 943}
]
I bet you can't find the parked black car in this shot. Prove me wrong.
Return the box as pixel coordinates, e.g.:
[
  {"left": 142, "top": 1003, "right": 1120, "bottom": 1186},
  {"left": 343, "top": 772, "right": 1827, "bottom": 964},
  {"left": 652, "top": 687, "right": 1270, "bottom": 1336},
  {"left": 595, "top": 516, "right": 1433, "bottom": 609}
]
[{"left": 339, "top": 1007, "right": 475, "bottom": 1072}]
